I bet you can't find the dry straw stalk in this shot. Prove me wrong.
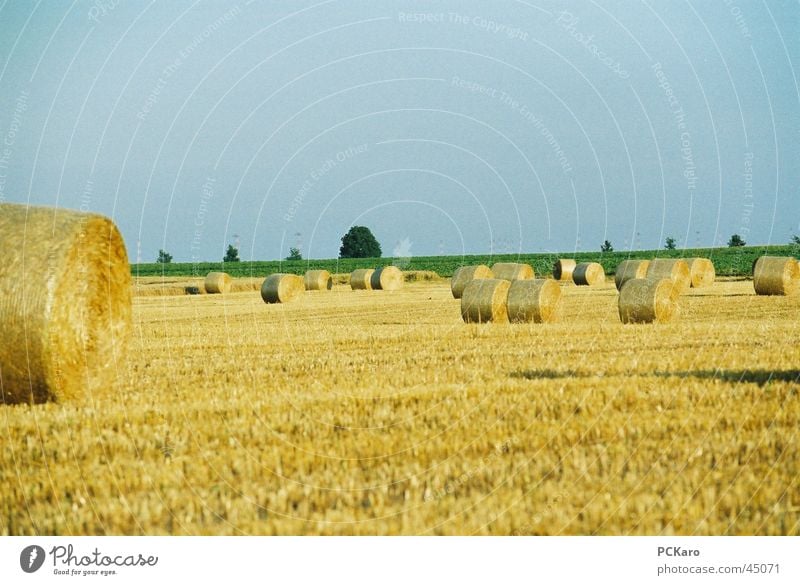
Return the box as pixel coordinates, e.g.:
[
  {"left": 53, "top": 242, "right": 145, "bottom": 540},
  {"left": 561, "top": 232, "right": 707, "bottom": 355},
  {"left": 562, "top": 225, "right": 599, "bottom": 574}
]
[
  {"left": 261, "top": 273, "right": 305, "bottom": 303},
  {"left": 686, "top": 258, "right": 715, "bottom": 288},
  {"left": 350, "top": 269, "right": 375, "bottom": 290},
  {"left": 461, "top": 278, "right": 510, "bottom": 323},
  {"left": 753, "top": 256, "right": 800, "bottom": 296},
  {"left": 450, "top": 265, "right": 493, "bottom": 299},
  {"left": 614, "top": 259, "right": 650, "bottom": 291},
  {"left": 618, "top": 278, "right": 679, "bottom": 324},
  {"left": 370, "top": 266, "right": 404, "bottom": 291},
  {"left": 646, "top": 258, "right": 691, "bottom": 295},
  {"left": 507, "top": 279, "right": 562, "bottom": 323},
  {"left": 491, "top": 262, "right": 534, "bottom": 281},
  {"left": 553, "top": 259, "right": 576, "bottom": 281},
  {"left": 0, "top": 202, "right": 132, "bottom": 404},
  {"left": 304, "top": 270, "right": 332, "bottom": 291},
  {"left": 573, "top": 262, "right": 605, "bottom": 286},
  {"left": 204, "top": 272, "right": 232, "bottom": 294}
]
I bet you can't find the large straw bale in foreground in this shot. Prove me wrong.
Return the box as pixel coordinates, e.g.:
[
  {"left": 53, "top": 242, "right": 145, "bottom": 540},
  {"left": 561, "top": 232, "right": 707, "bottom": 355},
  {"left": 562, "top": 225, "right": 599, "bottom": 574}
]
[
  {"left": 646, "top": 258, "right": 690, "bottom": 295},
  {"left": 618, "top": 278, "right": 678, "bottom": 324},
  {"left": 0, "top": 202, "right": 132, "bottom": 404},
  {"left": 490, "top": 262, "right": 534, "bottom": 281},
  {"left": 507, "top": 279, "right": 562, "bottom": 323},
  {"left": 261, "top": 273, "right": 304, "bottom": 303},
  {"left": 450, "top": 265, "right": 493, "bottom": 299},
  {"left": 350, "top": 269, "right": 375, "bottom": 290},
  {"left": 461, "top": 278, "right": 510, "bottom": 323},
  {"left": 614, "top": 259, "right": 650, "bottom": 291},
  {"left": 553, "top": 258, "right": 576, "bottom": 282},
  {"left": 204, "top": 272, "right": 231, "bottom": 294},
  {"left": 686, "top": 258, "right": 715, "bottom": 288},
  {"left": 370, "top": 266, "right": 403, "bottom": 291},
  {"left": 753, "top": 256, "right": 800, "bottom": 296},
  {"left": 573, "top": 262, "right": 605, "bottom": 286},
  {"left": 304, "top": 270, "right": 332, "bottom": 291}
]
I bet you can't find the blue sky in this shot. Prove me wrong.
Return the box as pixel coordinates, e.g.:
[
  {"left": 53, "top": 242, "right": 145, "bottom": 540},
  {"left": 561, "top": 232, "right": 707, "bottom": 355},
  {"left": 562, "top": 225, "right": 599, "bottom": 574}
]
[{"left": 0, "top": 1, "right": 797, "bottom": 262}]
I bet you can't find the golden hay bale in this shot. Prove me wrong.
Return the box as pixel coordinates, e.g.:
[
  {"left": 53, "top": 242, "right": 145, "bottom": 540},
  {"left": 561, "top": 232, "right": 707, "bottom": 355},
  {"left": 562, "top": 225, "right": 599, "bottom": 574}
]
[
  {"left": 450, "top": 265, "right": 493, "bottom": 299},
  {"left": 304, "top": 269, "right": 332, "bottom": 291},
  {"left": 645, "top": 258, "right": 691, "bottom": 295},
  {"left": 261, "top": 273, "right": 305, "bottom": 303},
  {"left": 686, "top": 258, "right": 715, "bottom": 288},
  {"left": 552, "top": 258, "right": 576, "bottom": 281},
  {"left": 507, "top": 279, "right": 562, "bottom": 323},
  {"left": 572, "top": 262, "right": 605, "bottom": 286},
  {"left": 0, "top": 202, "right": 132, "bottom": 404},
  {"left": 204, "top": 271, "right": 231, "bottom": 294},
  {"left": 350, "top": 268, "right": 374, "bottom": 290},
  {"left": 370, "top": 266, "right": 404, "bottom": 291},
  {"left": 461, "top": 278, "right": 510, "bottom": 323},
  {"left": 614, "top": 259, "right": 650, "bottom": 291},
  {"left": 618, "top": 278, "right": 679, "bottom": 324},
  {"left": 753, "top": 256, "right": 800, "bottom": 296},
  {"left": 490, "top": 262, "right": 534, "bottom": 281}
]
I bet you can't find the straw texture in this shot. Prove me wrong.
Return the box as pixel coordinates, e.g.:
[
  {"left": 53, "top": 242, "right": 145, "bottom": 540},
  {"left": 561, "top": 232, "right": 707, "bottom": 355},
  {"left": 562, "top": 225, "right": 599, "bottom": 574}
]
[
  {"left": 507, "top": 279, "right": 562, "bottom": 323},
  {"left": 646, "top": 259, "right": 691, "bottom": 295},
  {"left": 370, "top": 266, "right": 404, "bottom": 291},
  {"left": 618, "top": 278, "right": 679, "bottom": 324},
  {"left": 614, "top": 259, "right": 650, "bottom": 291},
  {"left": 461, "top": 278, "right": 510, "bottom": 323},
  {"left": 450, "top": 265, "right": 493, "bottom": 299},
  {"left": 350, "top": 269, "right": 374, "bottom": 290},
  {"left": 686, "top": 258, "right": 715, "bottom": 288},
  {"left": 573, "top": 262, "right": 605, "bottom": 286},
  {"left": 753, "top": 256, "right": 800, "bottom": 296},
  {"left": 261, "top": 273, "right": 305, "bottom": 303},
  {"left": 490, "top": 262, "right": 534, "bottom": 281},
  {"left": 0, "top": 202, "right": 132, "bottom": 404},
  {"left": 204, "top": 272, "right": 231, "bottom": 294},
  {"left": 304, "top": 270, "right": 332, "bottom": 291},
  {"left": 553, "top": 259, "right": 576, "bottom": 282}
]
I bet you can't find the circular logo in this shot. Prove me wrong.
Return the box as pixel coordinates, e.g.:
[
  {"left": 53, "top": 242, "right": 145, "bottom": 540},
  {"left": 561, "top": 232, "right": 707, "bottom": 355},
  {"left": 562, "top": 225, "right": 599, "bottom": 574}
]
[{"left": 20, "top": 545, "right": 45, "bottom": 573}]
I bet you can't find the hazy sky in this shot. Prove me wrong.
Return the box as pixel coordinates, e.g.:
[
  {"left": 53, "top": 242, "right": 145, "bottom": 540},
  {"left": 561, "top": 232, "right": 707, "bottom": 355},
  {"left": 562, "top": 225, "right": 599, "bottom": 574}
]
[{"left": 0, "top": 1, "right": 797, "bottom": 262}]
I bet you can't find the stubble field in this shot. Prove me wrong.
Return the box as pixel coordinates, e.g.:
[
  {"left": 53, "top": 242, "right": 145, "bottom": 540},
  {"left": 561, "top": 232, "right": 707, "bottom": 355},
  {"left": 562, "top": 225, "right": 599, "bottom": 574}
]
[{"left": 1, "top": 277, "right": 798, "bottom": 535}]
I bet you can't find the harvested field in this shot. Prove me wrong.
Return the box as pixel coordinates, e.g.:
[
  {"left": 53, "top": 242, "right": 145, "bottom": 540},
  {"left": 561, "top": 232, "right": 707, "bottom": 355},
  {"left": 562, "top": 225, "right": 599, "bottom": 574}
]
[{"left": 1, "top": 278, "right": 798, "bottom": 535}]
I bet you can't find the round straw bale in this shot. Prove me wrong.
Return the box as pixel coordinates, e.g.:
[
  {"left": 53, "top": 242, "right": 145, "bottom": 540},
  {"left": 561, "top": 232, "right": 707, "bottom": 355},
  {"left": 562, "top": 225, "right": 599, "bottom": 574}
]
[
  {"left": 0, "top": 202, "right": 132, "bottom": 404},
  {"left": 461, "top": 278, "right": 510, "bottom": 323},
  {"left": 753, "top": 256, "right": 800, "bottom": 296},
  {"left": 350, "top": 269, "right": 374, "bottom": 290},
  {"left": 686, "top": 258, "right": 715, "bottom": 288},
  {"left": 450, "top": 265, "right": 493, "bottom": 299},
  {"left": 552, "top": 258, "right": 576, "bottom": 281},
  {"left": 204, "top": 271, "right": 231, "bottom": 294},
  {"left": 572, "top": 262, "right": 605, "bottom": 286},
  {"left": 490, "top": 262, "right": 534, "bottom": 281},
  {"left": 645, "top": 258, "right": 690, "bottom": 295},
  {"left": 261, "top": 273, "right": 305, "bottom": 303},
  {"left": 507, "top": 279, "right": 562, "bottom": 323},
  {"left": 614, "top": 259, "right": 650, "bottom": 291},
  {"left": 304, "top": 269, "right": 332, "bottom": 291},
  {"left": 370, "top": 266, "right": 404, "bottom": 291},
  {"left": 618, "top": 278, "right": 679, "bottom": 324}
]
